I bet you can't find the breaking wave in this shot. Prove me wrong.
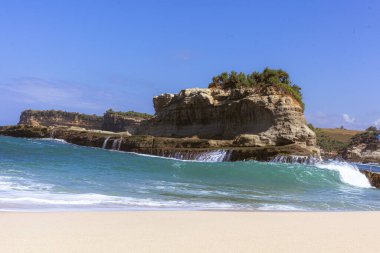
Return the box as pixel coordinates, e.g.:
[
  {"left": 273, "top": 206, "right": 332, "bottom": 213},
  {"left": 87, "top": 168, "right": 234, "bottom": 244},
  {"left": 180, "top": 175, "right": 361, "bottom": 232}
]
[{"left": 0, "top": 136, "right": 379, "bottom": 211}]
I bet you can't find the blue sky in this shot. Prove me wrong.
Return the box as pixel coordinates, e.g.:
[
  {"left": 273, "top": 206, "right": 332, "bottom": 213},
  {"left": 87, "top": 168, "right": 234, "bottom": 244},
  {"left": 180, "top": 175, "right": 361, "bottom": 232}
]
[{"left": 0, "top": 0, "right": 379, "bottom": 129}]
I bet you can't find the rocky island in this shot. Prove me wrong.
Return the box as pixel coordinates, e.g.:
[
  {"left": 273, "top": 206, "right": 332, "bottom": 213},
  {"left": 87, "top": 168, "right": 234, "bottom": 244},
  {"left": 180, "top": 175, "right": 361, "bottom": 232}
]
[{"left": 1, "top": 69, "right": 319, "bottom": 162}]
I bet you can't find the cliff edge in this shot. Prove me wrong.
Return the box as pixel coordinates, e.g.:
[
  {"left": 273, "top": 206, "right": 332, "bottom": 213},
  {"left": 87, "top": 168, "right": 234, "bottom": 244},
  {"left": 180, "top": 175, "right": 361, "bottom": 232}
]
[{"left": 19, "top": 110, "right": 103, "bottom": 129}]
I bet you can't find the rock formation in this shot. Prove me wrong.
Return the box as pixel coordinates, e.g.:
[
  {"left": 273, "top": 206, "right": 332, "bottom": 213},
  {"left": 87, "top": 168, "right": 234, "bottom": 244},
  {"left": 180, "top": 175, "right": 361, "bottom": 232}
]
[
  {"left": 102, "top": 110, "right": 151, "bottom": 134},
  {"left": 19, "top": 110, "right": 103, "bottom": 129},
  {"left": 341, "top": 129, "right": 380, "bottom": 163},
  {"left": 362, "top": 170, "right": 380, "bottom": 188},
  {"left": 18, "top": 109, "right": 151, "bottom": 134},
  {"left": 142, "top": 85, "right": 316, "bottom": 150},
  {"left": 0, "top": 125, "right": 318, "bottom": 162}
]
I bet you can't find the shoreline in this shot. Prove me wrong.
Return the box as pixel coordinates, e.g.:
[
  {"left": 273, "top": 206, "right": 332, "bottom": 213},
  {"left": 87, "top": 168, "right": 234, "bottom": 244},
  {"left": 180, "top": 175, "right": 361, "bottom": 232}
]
[
  {"left": 1, "top": 208, "right": 380, "bottom": 213},
  {"left": 1, "top": 211, "right": 380, "bottom": 253}
]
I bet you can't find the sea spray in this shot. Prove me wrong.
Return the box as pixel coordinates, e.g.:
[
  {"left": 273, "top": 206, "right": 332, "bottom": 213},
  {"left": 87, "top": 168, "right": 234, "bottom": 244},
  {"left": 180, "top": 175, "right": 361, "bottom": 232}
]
[{"left": 315, "top": 161, "right": 372, "bottom": 188}]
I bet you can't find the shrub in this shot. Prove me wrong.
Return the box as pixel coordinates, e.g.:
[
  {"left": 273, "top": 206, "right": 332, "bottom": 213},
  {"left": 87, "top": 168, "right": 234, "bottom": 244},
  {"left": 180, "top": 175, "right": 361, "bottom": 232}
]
[
  {"left": 105, "top": 109, "right": 153, "bottom": 119},
  {"left": 209, "top": 68, "right": 304, "bottom": 110}
]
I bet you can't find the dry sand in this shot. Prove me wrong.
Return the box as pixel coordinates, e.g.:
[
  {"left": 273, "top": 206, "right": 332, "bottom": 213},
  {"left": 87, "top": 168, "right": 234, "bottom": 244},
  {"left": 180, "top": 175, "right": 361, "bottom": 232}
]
[{"left": 0, "top": 211, "right": 379, "bottom": 253}]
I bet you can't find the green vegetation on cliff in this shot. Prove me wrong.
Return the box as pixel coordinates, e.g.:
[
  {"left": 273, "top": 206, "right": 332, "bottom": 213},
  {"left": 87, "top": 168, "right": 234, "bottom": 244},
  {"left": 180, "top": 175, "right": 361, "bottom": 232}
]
[
  {"left": 307, "top": 124, "right": 362, "bottom": 153},
  {"left": 24, "top": 110, "right": 102, "bottom": 121},
  {"left": 209, "top": 68, "right": 304, "bottom": 109},
  {"left": 349, "top": 127, "right": 379, "bottom": 147},
  {"left": 105, "top": 109, "right": 153, "bottom": 119}
]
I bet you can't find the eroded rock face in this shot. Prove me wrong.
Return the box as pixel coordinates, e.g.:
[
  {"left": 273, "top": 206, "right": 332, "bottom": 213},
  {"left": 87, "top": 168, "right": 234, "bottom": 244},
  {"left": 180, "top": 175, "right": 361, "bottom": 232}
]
[
  {"left": 362, "top": 170, "right": 380, "bottom": 188},
  {"left": 142, "top": 86, "right": 317, "bottom": 149},
  {"left": 341, "top": 131, "right": 380, "bottom": 163},
  {"left": 153, "top": 93, "right": 174, "bottom": 114},
  {"left": 18, "top": 110, "right": 103, "bottom": 129},
  {"left": 102, "top": 111, "right": 147, "bottom": 134}
]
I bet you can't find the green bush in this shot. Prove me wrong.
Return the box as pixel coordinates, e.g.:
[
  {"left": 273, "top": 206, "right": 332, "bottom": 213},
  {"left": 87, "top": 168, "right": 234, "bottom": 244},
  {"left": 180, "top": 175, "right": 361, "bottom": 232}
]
[
  {"left": 105, "top": 109, "right": 153, "bottom": 119},
  {"left": 209, "top": 68, "right": 304, "bottom": 110}
]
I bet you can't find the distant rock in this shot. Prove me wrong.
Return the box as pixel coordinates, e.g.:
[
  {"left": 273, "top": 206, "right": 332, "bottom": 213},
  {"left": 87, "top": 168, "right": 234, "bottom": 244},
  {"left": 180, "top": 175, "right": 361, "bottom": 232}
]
[
  {"left": 102, "top": 110, "right": 151, "bottom": 134},
  {"left": 18, "top": 110, "right": 103, "bottom": 129},
  {"left": 18, "top": 109, "right": 151, "bottom": 134},
  {"left": 341, "top": 129, "right": 380, "bottom": 163}
]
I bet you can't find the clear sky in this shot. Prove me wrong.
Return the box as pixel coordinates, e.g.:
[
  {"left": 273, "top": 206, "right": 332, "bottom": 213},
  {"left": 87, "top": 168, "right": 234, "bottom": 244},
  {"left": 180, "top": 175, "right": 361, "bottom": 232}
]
[{"left": 0, "top": 0, "right": 379, "bottom": 129}]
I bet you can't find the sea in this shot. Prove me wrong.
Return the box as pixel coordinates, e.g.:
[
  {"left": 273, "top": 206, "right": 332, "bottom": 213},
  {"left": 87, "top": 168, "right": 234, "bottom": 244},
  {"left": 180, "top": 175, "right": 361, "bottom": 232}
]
[{"left": 1, "top": 136, "right": 380, "bottom": 211}]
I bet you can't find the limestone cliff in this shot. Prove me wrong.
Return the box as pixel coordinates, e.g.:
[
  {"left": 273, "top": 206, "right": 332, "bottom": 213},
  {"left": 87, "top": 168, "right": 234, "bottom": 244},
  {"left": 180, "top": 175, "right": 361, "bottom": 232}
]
[
  {"left": 102, "top": 110, "right": 151, "bottom": 134},
  {"left": 19, "top": 110, "right": 103, "bottom": 130},
  {"left": 18, "top": 109, "right": 151, "bottom": 133},
  {"left": 141, "top": 85, "right": 316, "bottom": 150}
]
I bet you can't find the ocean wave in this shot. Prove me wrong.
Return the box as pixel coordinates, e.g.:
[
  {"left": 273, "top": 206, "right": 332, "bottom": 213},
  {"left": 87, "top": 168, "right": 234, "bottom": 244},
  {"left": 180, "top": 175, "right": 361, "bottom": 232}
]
[
  {"left": 0, "top": 191, "right": 237, "bottom": 210},
  {"left": 1, "top": 136, "right": 380, "bottom": 211},
  {"left": 314, "top": 161, "right": 371, "bottom": 188}
]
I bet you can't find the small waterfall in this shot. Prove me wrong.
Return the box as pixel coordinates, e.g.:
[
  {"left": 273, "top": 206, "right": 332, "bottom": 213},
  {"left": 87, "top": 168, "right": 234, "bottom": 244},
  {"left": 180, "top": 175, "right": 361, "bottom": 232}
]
[
  {"left": 271, "top": 155, "right": 322, "bottom": 165},
  {"left": 195, "top": 150, "right": 231, "bottom": 162},
  {"left": 163, "top": 149, "right": 231, "bottom": 162},
  {"left": 112, "top": 139, "right": 118, "bottom": 150},
  {"left": 50, "top": 129, "right": 56, "bottom": 139},
  {"left": 102, "top": 137, "right": 110, "bottom": 149},
  {"left": 111, "top": 138, "right": 123, "bottom": 151}
]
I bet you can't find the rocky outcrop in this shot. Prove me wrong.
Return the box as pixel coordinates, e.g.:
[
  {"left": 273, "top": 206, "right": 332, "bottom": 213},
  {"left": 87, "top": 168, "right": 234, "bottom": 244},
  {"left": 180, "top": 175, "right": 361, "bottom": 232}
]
[
  {"left": 153, "top": 93, "right": 174, "bottom": 113},
  {"left": 362, "top": 170, "right": 380, "bottom": 188},
  {"left": 341, "top": 130, "right": 380, "bottom": 163},
  {"left": 19, "top": 110, "right": 103, "bottom": 130},
  {"left": 18, "top": 109, "right": 151, "bottom": 134},
  {"left": 102, "top": 110, "right": 150, "bottom": 134},
  {"left": 0, "top": 125, "right": 318, "bottom": 162},
  {"left": 142, "top": 85, "right": 317, "bottom": 151}
]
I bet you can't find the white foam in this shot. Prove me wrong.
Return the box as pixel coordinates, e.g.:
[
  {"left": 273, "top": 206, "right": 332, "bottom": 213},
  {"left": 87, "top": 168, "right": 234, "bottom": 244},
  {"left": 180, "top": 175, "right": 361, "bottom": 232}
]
[
  {"left": 40, "top": 138, "right": 68, "bottom": 144},
  {"left": 258, "top": 204, "right": 305, "bottom": 211},
  {"left": 0, "top": 191, "right": 236, "bottom": 210},
  {"left": 195, "top": 150, "right": 230, "bottom": 162},
  {"left": 0, "top": 176, "right": 53, "bottom": 191},
  {"left": 0, "top": 176, "right": 235, "bottom": 209},
  {"left": 128, "top": 150, "right": 230, "bottom": 162},
  {"left": 315, "top": 161, "right": 372, "bottom": 188}
]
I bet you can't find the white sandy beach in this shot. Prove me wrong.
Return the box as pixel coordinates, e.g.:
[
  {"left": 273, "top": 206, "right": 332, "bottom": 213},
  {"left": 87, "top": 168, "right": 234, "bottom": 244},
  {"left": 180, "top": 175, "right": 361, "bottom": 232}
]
[{"left": 0, "top": 211, "right": 379, "bottom": 253}]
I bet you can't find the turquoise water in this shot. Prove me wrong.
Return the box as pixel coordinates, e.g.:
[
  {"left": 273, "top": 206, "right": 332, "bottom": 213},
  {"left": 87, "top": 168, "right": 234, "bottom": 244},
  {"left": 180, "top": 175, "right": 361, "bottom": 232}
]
[{"left": 1, "top": 136, "right": 380, "bottom": 211}]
